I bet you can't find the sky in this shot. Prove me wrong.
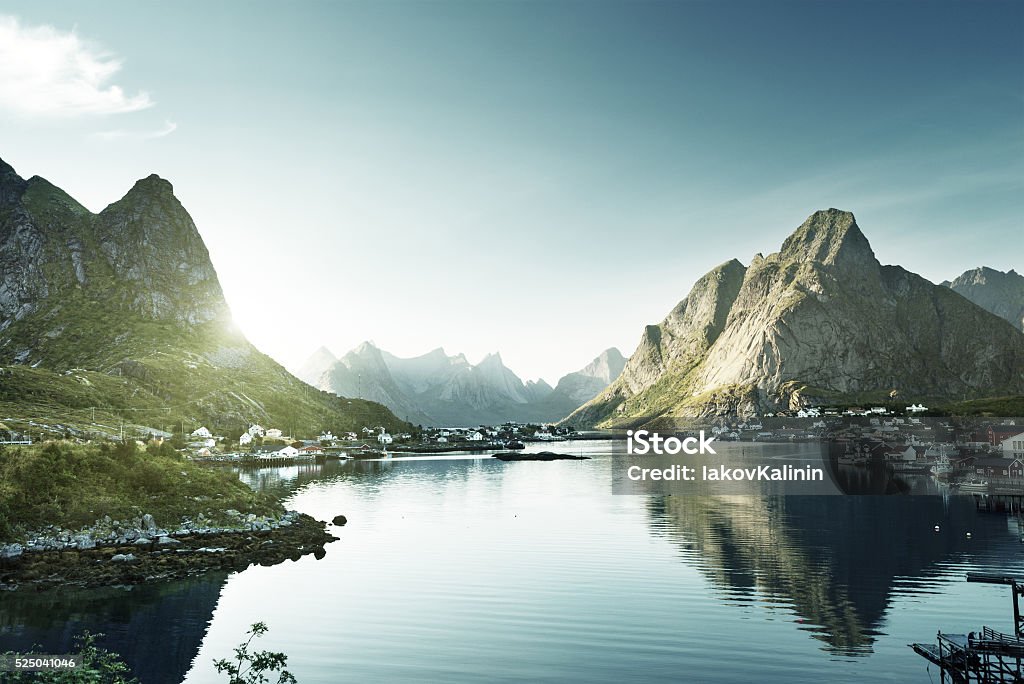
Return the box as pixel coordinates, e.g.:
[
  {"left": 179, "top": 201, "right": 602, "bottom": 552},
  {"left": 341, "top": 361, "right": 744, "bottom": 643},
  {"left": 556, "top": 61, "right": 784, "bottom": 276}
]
[{"left": 0, "top": 0, "right": 1021, "bottom": 384}]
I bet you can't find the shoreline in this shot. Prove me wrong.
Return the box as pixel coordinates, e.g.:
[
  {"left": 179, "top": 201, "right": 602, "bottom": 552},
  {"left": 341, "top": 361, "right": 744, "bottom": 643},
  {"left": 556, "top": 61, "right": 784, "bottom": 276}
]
[{"left": 0, "top": 512, "right": 338, "bottom": 592}]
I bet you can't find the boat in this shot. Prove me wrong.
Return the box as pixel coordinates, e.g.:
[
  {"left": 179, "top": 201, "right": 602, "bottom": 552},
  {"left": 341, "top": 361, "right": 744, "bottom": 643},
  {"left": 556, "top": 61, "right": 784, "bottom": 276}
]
[
  {"left": 889, "top": 461, "right": 932, "bottom": 474},
  {"left": 351, "top": 448, "right": 390, "bottom": 459},
  {"left": 958, "top": 480, "right": 990, "bottom": 494},
  {"left": 838, "top": 449, "right": 868, "bottom": 466},
  {"left": 504, "top": 440, "right": 526, "bottom": 450},
  {"left": 931, "top": 454, "right": 953, "bottom": 479},
  {"left": 493, "top": 451, "right": 589, "bottom": 462}
]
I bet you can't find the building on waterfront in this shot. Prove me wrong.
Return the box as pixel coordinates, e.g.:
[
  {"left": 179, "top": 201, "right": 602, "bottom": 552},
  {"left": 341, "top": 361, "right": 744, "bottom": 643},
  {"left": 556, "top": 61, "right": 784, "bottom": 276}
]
[
  {"left": 1003, "top": 432, "right": 1024, "bottom": 459},
  {"left": 971, "top": 456, "right": 1024, "bottom": 480},
  {"left": 988, "top": 423, "right": 1021, "bottom": 446}
]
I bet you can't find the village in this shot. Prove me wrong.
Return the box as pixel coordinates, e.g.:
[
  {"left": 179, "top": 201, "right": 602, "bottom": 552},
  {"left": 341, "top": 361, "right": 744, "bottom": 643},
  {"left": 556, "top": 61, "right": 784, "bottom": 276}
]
[
  {"left": 703, "top": 406, "right": 1024, "bottom": 494},
  {"left": 179, "top": 421, "right": 582, "bottom": 463}
]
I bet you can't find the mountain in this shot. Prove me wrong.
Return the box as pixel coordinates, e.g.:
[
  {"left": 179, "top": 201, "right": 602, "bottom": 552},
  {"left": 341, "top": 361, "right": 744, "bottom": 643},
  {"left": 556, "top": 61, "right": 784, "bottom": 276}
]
[
  {"left": 565, "top": 209, "right": 1024, "bottom": 427},
  {"left": 318, "top": 342, "right": 435, "bottom": 425},
  {"left": 549, "top": 348, "right": 626, "bottom": 404},
  {"left": 308, "top": 343, "right": 624, "bottom": 426},
  {"left": 0, "top": 156, "right": 408, "bottom": 438},
  {"left": 295, "top": 346, "right": 337, "bottom": 385},
  {"left": 943, "top": 267, "right": 1024, "bottom": 331}
]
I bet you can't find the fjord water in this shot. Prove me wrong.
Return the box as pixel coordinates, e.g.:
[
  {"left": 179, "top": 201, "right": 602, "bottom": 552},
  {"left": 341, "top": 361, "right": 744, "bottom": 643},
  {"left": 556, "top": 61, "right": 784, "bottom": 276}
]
[{"left": 4, "top": 441, "right": 1024, "bottom": 683}]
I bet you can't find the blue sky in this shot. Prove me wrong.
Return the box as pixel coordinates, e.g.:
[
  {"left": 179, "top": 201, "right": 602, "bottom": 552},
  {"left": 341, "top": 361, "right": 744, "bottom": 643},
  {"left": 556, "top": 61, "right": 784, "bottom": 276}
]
[{"left": 0, "top": 1, "right": 1021, "bottom": 383}]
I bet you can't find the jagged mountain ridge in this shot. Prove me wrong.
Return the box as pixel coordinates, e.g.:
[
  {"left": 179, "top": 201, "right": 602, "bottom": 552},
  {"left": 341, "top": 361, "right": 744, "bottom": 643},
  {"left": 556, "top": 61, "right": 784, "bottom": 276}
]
[
  {"left": 0, "top": 156, "right": 408, "bottom": 436},
  {"left": 549, "top": 348, "right": 627, "bottom": 403},
  {"left": 304, "top": 343, "right": 625, "bottom": 426},
  {"left": 296, "top": 346, "right": 338, "bottom": 388},
  {"left": 943, "top": 267, "right": 1024, "bottom": 331},
  {"left": 565, "top": 209, "right": 1024, "bottom": 427}
]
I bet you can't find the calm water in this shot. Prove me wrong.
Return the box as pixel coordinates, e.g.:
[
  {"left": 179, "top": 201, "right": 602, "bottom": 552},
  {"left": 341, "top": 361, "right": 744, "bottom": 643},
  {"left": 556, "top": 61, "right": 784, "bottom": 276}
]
[{"left": 3, "top": 440, "right": 1024, "bottom": 683}]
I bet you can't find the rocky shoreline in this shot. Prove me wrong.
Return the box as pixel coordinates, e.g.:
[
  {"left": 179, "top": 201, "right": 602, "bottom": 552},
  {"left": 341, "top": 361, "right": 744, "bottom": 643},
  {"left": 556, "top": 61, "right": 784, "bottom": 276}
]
[{"left": 0, "top": 510, "right": 339, "bottom": 591}]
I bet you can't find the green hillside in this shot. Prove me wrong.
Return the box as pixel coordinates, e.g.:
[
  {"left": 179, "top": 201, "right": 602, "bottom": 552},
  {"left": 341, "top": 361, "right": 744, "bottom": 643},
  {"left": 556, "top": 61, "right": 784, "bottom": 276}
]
[{"left": 0, "top": 157, "right": 408, "bottom": 439}]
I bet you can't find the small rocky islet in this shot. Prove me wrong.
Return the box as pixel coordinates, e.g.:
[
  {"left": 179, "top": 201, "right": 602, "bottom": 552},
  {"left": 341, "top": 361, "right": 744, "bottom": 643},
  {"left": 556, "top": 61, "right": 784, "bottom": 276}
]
[{"left": 0, "top": 509, "right": 340, "bottom": 591}]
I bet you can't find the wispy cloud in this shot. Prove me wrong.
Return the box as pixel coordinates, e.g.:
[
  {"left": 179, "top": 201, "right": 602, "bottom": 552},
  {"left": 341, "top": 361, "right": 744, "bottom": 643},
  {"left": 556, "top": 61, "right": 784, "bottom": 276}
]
[
  {"left": 93, "top": 120, "right": 178, "bottom": 141},
  {"left": 0, "top": 15, "right": 153, "bottom": 117}
]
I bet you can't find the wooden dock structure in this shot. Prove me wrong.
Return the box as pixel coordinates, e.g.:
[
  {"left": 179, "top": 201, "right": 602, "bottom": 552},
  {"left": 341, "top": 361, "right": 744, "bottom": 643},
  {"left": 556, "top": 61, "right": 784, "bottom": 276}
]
[{"left": 911, "top": 574, "right": 1024, "bottom": 682}]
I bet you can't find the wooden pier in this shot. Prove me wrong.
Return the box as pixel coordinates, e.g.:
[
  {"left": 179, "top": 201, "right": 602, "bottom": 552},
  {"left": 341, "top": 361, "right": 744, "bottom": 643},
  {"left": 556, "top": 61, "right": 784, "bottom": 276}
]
[{"left": 911, "top": 574, "right": 1024, "bottom": 682}]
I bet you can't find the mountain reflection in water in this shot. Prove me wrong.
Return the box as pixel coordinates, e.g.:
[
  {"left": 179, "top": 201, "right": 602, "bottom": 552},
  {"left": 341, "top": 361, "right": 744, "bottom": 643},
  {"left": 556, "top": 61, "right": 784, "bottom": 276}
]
[
  {"left": 648, "top": 494, "right": 1020, "bottom": 654},
  {"left": 3, "top": 442, "right": 1024, "bottom": 684}
]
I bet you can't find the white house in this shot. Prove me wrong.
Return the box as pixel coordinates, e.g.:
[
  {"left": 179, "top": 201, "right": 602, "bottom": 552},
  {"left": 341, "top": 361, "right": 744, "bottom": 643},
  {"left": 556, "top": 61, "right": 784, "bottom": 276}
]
[
  {"left": 247, "top": 424, "right": 265, "bottom": 437},
  {"left": 467, "top": 431, "right": 484, "bottom": 441},
  {"left": 191, "top": 426, "right": 213, "bottom": 439},
  {"left": 265, "top": 428, "right": 283, "bottom": 439},
  {"left": 906, "top": 404, "right": 928, "bottom": 413},
  {"left": 257, "top": 445, "right": 299, "bottom": 460},
  {"left": 319, "top": 431, "right": 335, "bottom": 443},
  {"left": 886, "top": 445, "right": 917, "bottom": 462},
  {"left": 378, "top": 432, "right": 394, "bottom": 445},
  {"left": 203, "top": 438, "right": 216, "bottom": 448},
  {"left": 1003, "top": 432, "right": 1024, "bottom": 459},
  {"left": 239, "top": 432, "right": 253, "bottom": 446}
]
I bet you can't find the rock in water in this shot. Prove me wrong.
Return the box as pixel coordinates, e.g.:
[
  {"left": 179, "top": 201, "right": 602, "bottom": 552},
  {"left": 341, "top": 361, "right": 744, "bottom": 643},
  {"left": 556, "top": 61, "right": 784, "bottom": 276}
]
[{"left": 332, "top": 515, "right": 347, "bottom": 526}]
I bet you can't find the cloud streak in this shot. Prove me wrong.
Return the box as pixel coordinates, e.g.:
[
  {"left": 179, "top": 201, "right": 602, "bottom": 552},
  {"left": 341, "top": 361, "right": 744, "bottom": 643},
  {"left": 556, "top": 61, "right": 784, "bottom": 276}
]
[
  {"left": 0, "top": 15, "right": 153, "bottom": 117},
  {"left": 93, "top": 120, "right": 178, "bottom": 141}
]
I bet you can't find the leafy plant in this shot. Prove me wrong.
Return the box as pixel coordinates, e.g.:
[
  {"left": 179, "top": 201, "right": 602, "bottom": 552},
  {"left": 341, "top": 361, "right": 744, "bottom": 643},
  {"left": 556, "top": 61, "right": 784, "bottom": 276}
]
[
  {"left": 1, "top": 631, "right": 138, "bottom": 683},
  {"left": 213, "top": 622, "right": 296, "bottom": 684}
]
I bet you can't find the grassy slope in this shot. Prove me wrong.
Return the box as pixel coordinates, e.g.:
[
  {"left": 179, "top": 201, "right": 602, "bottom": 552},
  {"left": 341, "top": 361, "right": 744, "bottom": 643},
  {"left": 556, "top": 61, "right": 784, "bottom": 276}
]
[
  {"left": 0, "top": 441, "right": 278, "bottom": 539},
  {"left": 1, "top": 175, "right": 410, "bottom": 438}
]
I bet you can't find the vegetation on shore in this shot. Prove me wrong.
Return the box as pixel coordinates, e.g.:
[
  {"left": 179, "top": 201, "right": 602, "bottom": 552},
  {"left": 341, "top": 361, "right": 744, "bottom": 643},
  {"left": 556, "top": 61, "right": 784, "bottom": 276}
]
[
  {"left": 0, "top": 440, "right": 279, "bottom": 541},
  {"left": 214, "top": 622, "right": 297, "bottom": 684},
  {"left": 933, "top": 395, "right": 1024, "bottom": 418},
  {"left": 2, "top": 622, "right": 295, "bottom": 683},
  {"left": 1, "top": 631, "right": 139, "bottom": 683}
]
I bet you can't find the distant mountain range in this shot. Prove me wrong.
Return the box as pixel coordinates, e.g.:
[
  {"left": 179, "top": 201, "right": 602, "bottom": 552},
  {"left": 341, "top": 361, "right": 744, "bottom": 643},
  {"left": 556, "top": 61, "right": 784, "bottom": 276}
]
[
  {"left": 564, "top": 209, "right": 1024, "bottom": 427},
  {"left": 943, "top": 267, "right": 1024, "bottom": 332},
  {"left": 0, "top": 156, "right": 407, "bottom": 438},
  {"left": 297, "top": 344, "right": 625, "bottom": 426}
]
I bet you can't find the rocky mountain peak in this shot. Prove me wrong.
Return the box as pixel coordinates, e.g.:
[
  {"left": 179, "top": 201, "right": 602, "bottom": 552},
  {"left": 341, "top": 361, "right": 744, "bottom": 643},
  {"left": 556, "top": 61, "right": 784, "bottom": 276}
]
[
  {"left": 353, "top": 341, "right": 382, "bottom": 357},
  {"left": 478, "top": 352, "right": 504, "bottom": 366},
  {"left": 945, "top": 266, "right": 1024, "bottom": 331},
  {"left": 123, "top": 173, "right": 175, "bottom": 199},
  {"left": 0, "top": 158, "right": 234, "bottom": 366},
  {"left": 580, "top": 348, "right": 627, "bottom": 383},
  {"left": 779, "top": 209, "right": 875, "bottom": 269},
  {"left": 0, "top": 156, "right": 27, "bottom": 205},
  {"left": 565, "top": 211, "right": 1024, "bottom": 427}
]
